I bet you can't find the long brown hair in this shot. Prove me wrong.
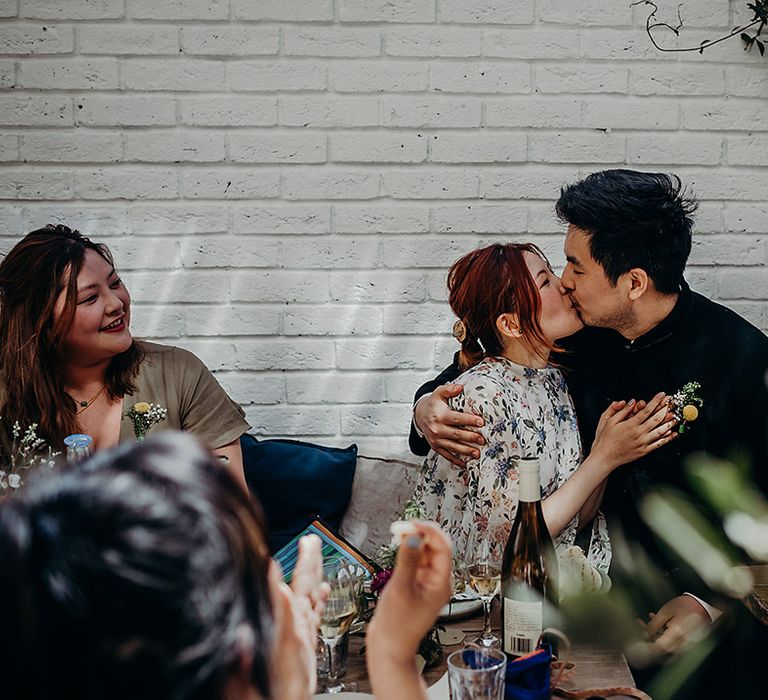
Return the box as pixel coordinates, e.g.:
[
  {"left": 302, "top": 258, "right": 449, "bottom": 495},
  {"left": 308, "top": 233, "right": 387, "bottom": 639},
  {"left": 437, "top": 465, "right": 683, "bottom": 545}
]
[
  {"left": 448, "top": 243, "right": 552, "bottom": 370},
  {"left": 0, "top": 224, "right": 144, "bottom": 448}
]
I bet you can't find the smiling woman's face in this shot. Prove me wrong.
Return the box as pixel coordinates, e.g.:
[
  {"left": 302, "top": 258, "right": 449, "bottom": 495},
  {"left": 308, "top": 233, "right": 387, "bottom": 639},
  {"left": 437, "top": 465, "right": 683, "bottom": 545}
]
[{"left": 54, "top": 248, "right": 132, "bottom": 366}]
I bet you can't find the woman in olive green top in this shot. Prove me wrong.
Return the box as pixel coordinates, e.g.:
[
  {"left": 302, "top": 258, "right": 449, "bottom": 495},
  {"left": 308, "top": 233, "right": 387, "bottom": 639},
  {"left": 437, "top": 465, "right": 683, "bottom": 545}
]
[{"left": 0, "top": 225, "right": 250, "bottom": 488}]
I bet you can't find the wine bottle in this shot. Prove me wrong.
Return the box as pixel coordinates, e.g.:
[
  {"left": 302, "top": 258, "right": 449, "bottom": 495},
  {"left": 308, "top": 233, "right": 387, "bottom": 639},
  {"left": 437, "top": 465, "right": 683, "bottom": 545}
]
[{"left": 500, "top": 457, "right": 559, "bottom": 658}]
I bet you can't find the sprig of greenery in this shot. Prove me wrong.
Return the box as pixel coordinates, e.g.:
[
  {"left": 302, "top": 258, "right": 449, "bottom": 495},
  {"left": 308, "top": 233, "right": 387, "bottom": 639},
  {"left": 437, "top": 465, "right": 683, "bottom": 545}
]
[
  {"left": 0, "top": 419, "right": 59, "bottom": 491},
  {"left": 633, "top": 0, "right": 768, "bottom": 56},
  {"left": 743, "top": 2, "right": 768, "bottom": 54}
]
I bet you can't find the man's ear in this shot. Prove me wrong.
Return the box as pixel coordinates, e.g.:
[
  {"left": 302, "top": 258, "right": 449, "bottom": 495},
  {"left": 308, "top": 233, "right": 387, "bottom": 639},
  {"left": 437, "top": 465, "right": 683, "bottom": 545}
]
[
  {"left": 623, "top": 268, "right": 649, "bottom": 301},
  {"left": 496, "top": 312, "right": 521, "bottom": 339}
]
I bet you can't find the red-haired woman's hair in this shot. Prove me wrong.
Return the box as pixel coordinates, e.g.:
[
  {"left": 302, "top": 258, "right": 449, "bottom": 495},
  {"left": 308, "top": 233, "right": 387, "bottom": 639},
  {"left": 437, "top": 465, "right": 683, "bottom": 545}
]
[
  {"left": 448, "top": 243, "right": 551, "bottom": 370},
  {"left": 0, "top": 225, "right": 144, "bottom": 449}
]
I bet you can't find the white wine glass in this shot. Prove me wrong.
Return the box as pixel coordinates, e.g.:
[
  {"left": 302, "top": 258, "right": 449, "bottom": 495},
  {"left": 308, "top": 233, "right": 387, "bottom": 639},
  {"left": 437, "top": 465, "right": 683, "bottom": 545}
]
[
  {"left": 319, "top": 561, "right": 359, "bottom": 694},
  {"left": 465, "top": 528, "right": 502, "bottom": 648}
]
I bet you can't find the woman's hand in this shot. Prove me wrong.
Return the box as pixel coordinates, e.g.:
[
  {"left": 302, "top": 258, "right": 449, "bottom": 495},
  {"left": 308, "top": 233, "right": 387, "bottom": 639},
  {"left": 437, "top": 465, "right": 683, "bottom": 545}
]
[
  {"left": 269, "top": 535, "right": 329, "bottom": 700},
  {"left": 590, "top": 392, "right": 677, "bottom": 471},
  {"left": 413, "top": 385, "right": 484, "bottom": 466},
  {"left": 367, "top": 521, "right": 453, "bottom": 670}
]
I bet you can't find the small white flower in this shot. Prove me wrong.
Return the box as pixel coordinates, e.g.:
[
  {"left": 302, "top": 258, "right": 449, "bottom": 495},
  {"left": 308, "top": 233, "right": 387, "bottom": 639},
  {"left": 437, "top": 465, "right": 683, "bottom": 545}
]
[{"left": 8, "top": 473, "right": 22, "bottom": 489}]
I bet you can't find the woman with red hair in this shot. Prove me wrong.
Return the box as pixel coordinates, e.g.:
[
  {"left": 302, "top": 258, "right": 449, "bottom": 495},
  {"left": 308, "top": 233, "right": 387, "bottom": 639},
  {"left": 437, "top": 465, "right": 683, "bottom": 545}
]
[{"left": 411, "top": 243, "right": 676, "bottom": 572}]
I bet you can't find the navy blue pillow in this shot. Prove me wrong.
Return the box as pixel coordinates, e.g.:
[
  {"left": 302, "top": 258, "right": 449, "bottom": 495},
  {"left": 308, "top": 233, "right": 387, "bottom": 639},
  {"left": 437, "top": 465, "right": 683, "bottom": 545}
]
[{"left": 240, "top": 434, "right": 358, "bottom": 553}]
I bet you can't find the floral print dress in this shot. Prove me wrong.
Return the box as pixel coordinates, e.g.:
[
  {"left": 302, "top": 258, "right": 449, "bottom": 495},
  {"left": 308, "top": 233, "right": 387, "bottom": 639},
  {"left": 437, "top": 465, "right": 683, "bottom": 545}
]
[{"left": 412, "top": 356, "right": 611, "bottom": 573}]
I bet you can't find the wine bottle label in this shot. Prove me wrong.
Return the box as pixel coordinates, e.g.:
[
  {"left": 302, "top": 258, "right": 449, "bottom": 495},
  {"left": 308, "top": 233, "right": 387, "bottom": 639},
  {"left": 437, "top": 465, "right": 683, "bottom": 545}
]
[{"left": 503, "top": 597, "right": 542, "bottom": 656}]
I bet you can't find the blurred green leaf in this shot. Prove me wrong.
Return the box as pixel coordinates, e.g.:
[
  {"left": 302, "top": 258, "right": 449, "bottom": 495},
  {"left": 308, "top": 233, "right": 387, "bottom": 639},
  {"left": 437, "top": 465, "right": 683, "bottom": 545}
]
[
  {"left": 685, "top": 453, "right": 768, "bottom": 520},
  {"left": 640, "top": 490, "right": 753, "bottom": 598},
  {"left": 560, "top": 587, "right": 643, "bottom": 648},
  {"left": 647, "top": 632, "right": 719, "bottom": 700}
]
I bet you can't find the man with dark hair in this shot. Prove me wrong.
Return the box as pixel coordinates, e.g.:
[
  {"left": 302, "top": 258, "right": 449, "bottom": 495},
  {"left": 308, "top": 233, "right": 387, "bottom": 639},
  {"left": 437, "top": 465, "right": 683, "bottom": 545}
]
[{"left": 409, "top": 169, "right": 768, "bottom": 658}]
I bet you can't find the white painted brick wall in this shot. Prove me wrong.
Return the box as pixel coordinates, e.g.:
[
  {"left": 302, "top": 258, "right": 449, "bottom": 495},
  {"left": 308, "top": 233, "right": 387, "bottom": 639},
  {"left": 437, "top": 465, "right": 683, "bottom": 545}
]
[{"left": 1, "top": 0, "right": 766, "bottom": 458}]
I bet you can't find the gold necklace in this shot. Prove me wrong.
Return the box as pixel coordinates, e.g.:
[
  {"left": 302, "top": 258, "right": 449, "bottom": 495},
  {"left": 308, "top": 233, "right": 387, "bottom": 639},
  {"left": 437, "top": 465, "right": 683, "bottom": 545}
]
[{"left": 74, "top": 385, "right": 106, "bottom": 415}]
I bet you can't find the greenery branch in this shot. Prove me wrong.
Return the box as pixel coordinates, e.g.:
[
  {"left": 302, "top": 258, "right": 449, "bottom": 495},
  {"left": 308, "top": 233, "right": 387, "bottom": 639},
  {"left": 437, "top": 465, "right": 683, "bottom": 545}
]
[
  {"left": 0, "top": 420, "right": 59, "bottom": 492},
  {"left": 632, "top": 0, "right": 768, "bottom": 56}
]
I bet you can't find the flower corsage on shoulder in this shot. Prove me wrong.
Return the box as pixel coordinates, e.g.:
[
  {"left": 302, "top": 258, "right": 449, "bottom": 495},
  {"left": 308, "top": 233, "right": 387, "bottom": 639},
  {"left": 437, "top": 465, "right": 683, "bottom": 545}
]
[
  {"left": 126, "top": 402, "right": 167, "bottom": 440},
  {"left": 668, "top": 381, "right": 704, "bottom": 434}
]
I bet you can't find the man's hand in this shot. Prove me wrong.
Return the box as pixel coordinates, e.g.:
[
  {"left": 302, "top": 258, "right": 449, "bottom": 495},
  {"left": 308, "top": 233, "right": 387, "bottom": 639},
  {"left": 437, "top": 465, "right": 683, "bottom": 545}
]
[
  {"left": 413, "top": 384, "right": 484, "bottom": 466},
  {"left": 645, "top": 595, "right": 712, "bottom": 654}
]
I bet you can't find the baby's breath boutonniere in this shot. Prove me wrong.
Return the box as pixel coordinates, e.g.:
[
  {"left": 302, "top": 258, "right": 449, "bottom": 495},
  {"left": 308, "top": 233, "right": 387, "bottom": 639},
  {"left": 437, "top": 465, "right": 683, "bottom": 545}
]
[
  {"left": 668, "top": 381, "right": 704, "bottom": 434},
  {"left": 126, "top": 402, "right": 167, "bottom": 440}
]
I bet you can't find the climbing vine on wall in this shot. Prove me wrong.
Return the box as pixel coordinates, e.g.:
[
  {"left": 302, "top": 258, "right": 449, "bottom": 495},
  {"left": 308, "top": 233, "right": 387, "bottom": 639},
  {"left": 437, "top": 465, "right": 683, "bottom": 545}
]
[{"left": 633, "top": 1, "right": 768, "bottom": 56}]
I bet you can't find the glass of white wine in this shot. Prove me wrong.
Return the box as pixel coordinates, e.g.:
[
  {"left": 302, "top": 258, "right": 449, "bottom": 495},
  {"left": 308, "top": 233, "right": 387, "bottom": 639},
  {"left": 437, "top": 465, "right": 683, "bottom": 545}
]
[
  {"left": 319, "top": 561, "right": 359, "bottom": 694},
  {"left": 465, "top": 527, "right": 502, "bottom": 648}
]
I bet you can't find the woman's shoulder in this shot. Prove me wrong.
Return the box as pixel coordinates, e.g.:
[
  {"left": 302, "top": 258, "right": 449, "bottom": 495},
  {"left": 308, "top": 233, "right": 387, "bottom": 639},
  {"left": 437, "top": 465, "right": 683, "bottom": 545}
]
[
  {"left": 451, "top": 358, "right": 521, "bottom": 409},
  {"left": 456, "top": 357, "right": 523, "bottom": 391},
  {"left": 136, "top": 339, "right": 173, "bottom": 356},
  {"left": 137, "top": 341, "right": 205, "bottom": 368},
  {"left": 134, "top": 342, "right": 211, "bottom": 392}
]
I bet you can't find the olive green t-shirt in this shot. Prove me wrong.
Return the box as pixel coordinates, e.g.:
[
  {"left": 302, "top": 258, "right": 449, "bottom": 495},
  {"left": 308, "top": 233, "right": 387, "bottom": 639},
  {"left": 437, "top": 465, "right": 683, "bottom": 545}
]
[
  {"left": 121, "top": 341, "right": 250, "bottom": 449},
  {"left": 0, "top": 341, "right": 250, "bottom": 457}
]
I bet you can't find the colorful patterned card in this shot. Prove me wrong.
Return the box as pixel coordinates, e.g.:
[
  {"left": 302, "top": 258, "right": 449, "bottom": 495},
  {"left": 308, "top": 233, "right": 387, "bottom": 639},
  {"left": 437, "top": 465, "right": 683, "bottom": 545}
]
[{"left": 273, "top": 517, "right": 378, "bottom": 584}]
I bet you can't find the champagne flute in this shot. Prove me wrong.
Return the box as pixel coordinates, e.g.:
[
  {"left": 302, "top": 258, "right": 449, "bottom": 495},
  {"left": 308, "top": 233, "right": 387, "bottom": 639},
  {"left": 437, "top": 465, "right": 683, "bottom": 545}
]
[
  {"left": 452, "top": 553, "right": 469, "bottom": 597},
  {"left": 319, "top": 561, "right": 359, "bottom": 694},
  {"left": 465, "top": 527, "right": 502, "bottom": 648}
]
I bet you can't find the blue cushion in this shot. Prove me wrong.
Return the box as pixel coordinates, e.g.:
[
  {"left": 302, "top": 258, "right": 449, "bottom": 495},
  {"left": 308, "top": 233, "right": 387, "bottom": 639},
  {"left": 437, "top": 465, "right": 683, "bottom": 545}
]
[{"left": 240, "top": 435, "right": 358, "bottom": 553}]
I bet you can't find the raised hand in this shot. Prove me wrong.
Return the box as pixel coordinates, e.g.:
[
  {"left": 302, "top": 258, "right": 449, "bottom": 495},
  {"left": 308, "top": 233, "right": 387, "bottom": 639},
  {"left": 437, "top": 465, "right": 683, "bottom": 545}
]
[
  {"left": 366, "top": 522, "right": 453, "bottom": 700},
  {"left": 269, "top": 535, "right": 329, "bottom": 700}
]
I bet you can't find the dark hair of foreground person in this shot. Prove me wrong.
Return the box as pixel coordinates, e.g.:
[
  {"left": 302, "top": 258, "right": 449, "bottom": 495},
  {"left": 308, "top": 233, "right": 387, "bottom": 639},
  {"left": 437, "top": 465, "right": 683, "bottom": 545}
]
[{"left": 0, "top": 432, "right": 273, "bottom": 700}]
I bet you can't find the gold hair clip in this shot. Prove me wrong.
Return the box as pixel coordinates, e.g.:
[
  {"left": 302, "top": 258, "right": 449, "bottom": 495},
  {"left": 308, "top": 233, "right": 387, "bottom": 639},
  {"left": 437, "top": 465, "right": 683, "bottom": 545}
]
[{"left": 452, "top": 319, "right": 467, "bottom": 343}]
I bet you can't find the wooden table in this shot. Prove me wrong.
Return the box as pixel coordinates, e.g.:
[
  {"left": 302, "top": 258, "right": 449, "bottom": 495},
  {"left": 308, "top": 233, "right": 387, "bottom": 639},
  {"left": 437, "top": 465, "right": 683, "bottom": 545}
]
[
  {"left": 326, "top": 566, "right": 768, "bottom": 698},
  {"left": 339, "top": 601, "right": 637, "bottom": 698}
]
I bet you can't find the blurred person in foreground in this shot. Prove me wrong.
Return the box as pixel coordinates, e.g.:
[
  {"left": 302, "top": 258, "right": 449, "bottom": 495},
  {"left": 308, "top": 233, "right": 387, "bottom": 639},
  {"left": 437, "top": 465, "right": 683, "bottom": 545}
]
[{"left": 0, "top": 432, "right": 452, "bottom": 700}]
